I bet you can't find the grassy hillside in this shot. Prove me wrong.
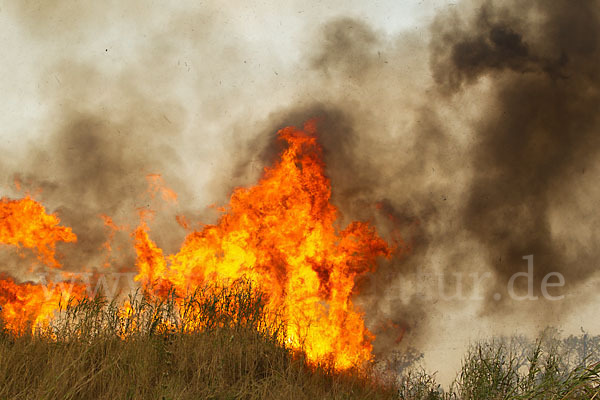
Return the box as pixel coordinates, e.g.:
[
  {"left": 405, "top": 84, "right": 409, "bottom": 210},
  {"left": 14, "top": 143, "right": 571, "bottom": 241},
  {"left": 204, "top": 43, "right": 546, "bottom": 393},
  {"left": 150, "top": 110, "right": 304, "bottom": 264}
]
[
  {"left": 0, "top": 281, "right": 598, "bottom": 399},
  {"left": 0, "top": 280, "right": 395, "bottom": 400}
]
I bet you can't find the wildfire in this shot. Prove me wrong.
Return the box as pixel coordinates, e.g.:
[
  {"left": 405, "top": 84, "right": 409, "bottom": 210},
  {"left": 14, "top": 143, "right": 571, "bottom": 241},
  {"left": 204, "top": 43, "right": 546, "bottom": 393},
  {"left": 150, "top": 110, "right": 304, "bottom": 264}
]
[
  {"left": 0, "top": 120, "right": 396, "bottom": 369},
  {"left": 0, "top": 197, "right": 76, "bottom": 268},
  {"left": 0, "top": 197, "right": 85, "bottom": 333},
  {"left": 134, "top": 121, "right": 393, "bottom": 368},
  {"left": 0, "top": 276, "right": 85, "bottom": 334}
]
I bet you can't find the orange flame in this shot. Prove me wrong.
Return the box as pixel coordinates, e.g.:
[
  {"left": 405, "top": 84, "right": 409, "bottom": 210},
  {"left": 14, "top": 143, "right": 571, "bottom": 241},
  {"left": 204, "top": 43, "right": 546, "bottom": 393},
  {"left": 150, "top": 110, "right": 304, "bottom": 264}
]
[
  {"left": 0, "top": 276, "right": 85, "bottom": 334},
  {"left": 100, "top": 215, "right": 126, "bottom": 268},
  {"left": 133, "top": 121, "right": 394, "bottom": 368},
  {"left": 0, "top": 196, "right": 76, "bottom": 268},
  {"left": 146, "top": 173, "right": 178, "bottom": 204},
  {"left": 0, "top": 197, "right": 85, "bottom": 333},
  {"left": 0, "top": 121, "right": 397, "bottom": 369}
]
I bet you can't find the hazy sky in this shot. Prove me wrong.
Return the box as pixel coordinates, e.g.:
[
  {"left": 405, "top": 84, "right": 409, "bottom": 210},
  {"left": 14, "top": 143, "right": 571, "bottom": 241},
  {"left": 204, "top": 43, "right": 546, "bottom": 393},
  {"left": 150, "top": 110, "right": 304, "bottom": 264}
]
[
  {"left": 0, "top": 0, "right": 453, "bottom": 199},
  {"left": 0, "top": 1, "right": 449, "bottom": 142}
]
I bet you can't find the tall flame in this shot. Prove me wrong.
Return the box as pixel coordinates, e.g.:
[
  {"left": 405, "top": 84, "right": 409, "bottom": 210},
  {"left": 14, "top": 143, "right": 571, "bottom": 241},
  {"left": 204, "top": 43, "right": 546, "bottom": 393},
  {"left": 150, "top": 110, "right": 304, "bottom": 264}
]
[
  {"left": 0, "top": 121, "right": 395, "bottom": 368},
  {"left": 134, "top": 121, "right": 393, "bottom": 368}
]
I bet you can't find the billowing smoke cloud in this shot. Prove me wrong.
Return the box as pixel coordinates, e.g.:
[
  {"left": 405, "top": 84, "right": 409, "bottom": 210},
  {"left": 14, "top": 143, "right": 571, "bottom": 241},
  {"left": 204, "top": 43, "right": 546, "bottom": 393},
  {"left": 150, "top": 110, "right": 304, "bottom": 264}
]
[
  {"left": 11, "top": 96, "right": 185, "bottom": 273},
  {"left": 429, "top": 0, "right": 600, "bottom": 305},
  {"left": 241, "top": 0, "right": 600, "bottom": 353},
  {"left": 0, "top": 2, "right": 291, "bottom": 278}
]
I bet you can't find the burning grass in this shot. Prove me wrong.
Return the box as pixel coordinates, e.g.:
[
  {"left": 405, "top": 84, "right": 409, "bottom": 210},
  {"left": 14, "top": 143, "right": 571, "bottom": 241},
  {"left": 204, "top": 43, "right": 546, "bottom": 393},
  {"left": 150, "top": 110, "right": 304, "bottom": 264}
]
[
  {"left": 0, "top": 280, "right": 598, "bottom": 399},
  {"left": 1, "top": 120, "right": 599, "bottom": 398},
  {"left": 0, "top": 121, "right": 398, "bottom": 369},
  {"left": 0, "top": 279, "right": 396, "bottom": 400}
]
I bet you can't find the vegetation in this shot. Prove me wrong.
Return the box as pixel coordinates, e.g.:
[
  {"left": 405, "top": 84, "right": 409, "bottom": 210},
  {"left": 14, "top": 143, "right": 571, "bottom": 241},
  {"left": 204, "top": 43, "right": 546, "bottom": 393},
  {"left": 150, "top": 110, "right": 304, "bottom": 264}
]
[
  {"left": 0, "top": 280, "right": 598, "bottom": 399},
  {"left": 393, "top": 331, "right": 600, "bottom": 400},
  {"left": 0, "top": 280, "right": 394, "bottom": 400}
]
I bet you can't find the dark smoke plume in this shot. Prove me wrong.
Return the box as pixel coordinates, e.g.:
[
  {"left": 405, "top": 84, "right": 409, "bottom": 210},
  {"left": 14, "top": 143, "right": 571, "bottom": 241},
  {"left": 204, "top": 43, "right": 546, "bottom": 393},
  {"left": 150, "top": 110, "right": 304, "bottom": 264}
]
[
  {"left": 240, "top": 0, "right": 600, "bottom": 351},
  {"left": 430, "top": 0, "right": 600, "bottom": 301}
]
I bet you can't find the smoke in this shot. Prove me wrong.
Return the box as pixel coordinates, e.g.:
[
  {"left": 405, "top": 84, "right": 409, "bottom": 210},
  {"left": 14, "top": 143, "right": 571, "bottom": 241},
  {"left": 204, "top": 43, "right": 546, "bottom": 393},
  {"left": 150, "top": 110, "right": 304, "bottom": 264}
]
[
  {"left": 13, "top": 98, "right": 185, "bottom": 273},
  {"left": 2, "top": 0, "right": 600, "bottom": 376},
  {"left": 242, "top": 0, "right": 600, "bottom": 354},
  {"left": 0, "top": 2, "right": 293, "bottom": 277},
  {"left": 429, "top": 0, "right": 600, "bottom": 300}
]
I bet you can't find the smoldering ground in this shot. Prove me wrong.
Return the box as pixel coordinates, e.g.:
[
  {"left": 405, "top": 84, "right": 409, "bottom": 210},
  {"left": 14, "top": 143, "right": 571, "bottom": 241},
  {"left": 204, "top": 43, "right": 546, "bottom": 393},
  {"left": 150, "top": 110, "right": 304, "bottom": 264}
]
[{"left": 1, "top": 0, "right": 600, "bottom": 368}]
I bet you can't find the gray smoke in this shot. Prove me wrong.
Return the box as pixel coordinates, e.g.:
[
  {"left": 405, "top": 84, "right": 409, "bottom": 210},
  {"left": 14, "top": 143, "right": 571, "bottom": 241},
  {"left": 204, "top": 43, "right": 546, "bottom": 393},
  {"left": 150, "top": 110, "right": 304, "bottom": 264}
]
[
  {"left": 429, "top": 0, "right": 600, "bottom": 303},
  {"left": 238, "top": 1, "right": 600, "bottom": 353}
]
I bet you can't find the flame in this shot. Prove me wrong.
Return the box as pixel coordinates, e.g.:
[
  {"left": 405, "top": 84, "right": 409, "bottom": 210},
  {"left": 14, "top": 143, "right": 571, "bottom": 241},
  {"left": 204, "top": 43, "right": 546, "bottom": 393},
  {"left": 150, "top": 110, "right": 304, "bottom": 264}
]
[
  {"left": 146, "top": 173, "right": 178, "bottom": 204},
  {"left": 0, "top": 197, "right": 85, "bottom": 333},
  {"left": 0, "top": 276, "right": 85, "bottom": 334},
  {"left": 133, "top": 121, "right": 394, "bottom": 368},
  {"left": 0, "top": 196, "right": 76, "bottom": 268},
  {"left": 0, "top": 121, "right": 396, "bottom": 369},
  {"left": 100, "top": 215, "right": 126, "bottom": 268}
]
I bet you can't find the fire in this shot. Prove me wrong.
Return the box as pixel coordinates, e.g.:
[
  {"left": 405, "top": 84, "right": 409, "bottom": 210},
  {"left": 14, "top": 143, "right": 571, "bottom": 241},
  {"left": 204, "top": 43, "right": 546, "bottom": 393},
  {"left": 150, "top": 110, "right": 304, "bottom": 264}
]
[
  {"left": 0, "top": 196, "right": 76, "bottom": 268},
  {"left": 100, "top": 215, "right": 126, "bottom": 269},
  {"left": 0, "top": 276, "right": 85, "bottom": 334},
  {"left": 0, "top": 121, "right": 396, "bottom": 369},
  {"left": 146, "top": 173, "right": 178, "bottom": 204},
  {"left": 0, "top": 197, "right": 85, "bottom": 333},
  {"left": 134, "top": 121, "right": 394, "bottom": 368}
]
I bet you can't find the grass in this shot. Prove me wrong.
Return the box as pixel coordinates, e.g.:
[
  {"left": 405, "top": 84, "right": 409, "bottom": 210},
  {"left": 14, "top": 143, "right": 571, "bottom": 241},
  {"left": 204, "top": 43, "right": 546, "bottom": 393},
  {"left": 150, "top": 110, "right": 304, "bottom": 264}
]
[
  {"left": 0, "top": 279, "right": 395, "bottom": 400},
  {"left": 0, "top": 280, "right": 598, "bottom": 399},
  {"left": 394, "top": 333, "right": 600, "bottom": 400}
]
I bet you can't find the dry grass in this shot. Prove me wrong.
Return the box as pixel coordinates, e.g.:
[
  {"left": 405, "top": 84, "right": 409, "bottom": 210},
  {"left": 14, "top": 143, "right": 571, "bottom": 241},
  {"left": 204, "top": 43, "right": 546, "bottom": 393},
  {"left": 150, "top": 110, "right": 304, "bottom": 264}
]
[
  {"left": 0, "top": 279, "right": 396, "bottom": 400},
  {"left": 1, "top": 280, "right": 599, "bottom": 399},
  {"left": 395, "top": 334, "right": 600, "bottom": 400}
]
